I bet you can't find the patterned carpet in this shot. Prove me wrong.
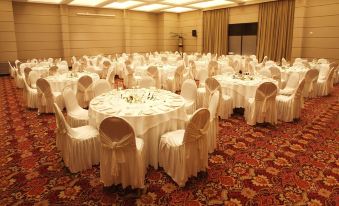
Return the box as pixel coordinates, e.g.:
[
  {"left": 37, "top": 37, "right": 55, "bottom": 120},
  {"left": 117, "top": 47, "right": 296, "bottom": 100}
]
[{"left": 0, "top": 75, "right": 338, "bottom": 206}]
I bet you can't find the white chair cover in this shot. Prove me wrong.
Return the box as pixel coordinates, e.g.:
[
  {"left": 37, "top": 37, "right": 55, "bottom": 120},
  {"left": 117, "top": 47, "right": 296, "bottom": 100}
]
[
  {"left": 93, "top": 79, "right": 111, "bottom": 97},
  {"left": 147, "top": 66, "right": 161, "bottom": 89},
  {"left": 303, "top": 69, "right": 319, "bottom": 98},
  {"left": 180, "top": 79, "right": 197, "bottom": 114},
  {"left": 28, "top": 71, "right": 39, "bottom": 89},
  {"left": 159, "top": 108, "right": 210, "bottom": 186},
  {"left": 99, "top": 117, "right": 146, "bottom": 188},
  {"left": 269, "top": 66, "right": 282, "bottom": 88},
  {"left": 24, "top": 67, "right": 32, "bottom": 85},
  {"left": 53, "top": 103, "right": 100, "bottom": 173},
  {"left": 76, "top": 75, "right": 94, "bottom": 108},
  {"left": 166, "top": 65, "right": 185, "bottom": 92},
  {"left": 22, "top": 77, "right": 38, "bottom": 109},
  {"left": 207, "top": 91, "right": 219, "bottom": 153},
  {"left": 63, "top": 86, "right": 89, "bottom": 127},
  {"left": 279, "top": 72, "right": 300, "bottom": 95},
  {"left": 36, "top": 78, "right": 64, "bottom": 114},
  {"left": 258, "top": 67, "right": 272, "bottom": 78},
  {"left": 276, "top": 79, "right": 305, "bottom": 122},
  {"left": 49, "top": 66, "right": 58, "bottom": 76},
  {"left": 316, "top": 67, "right": 335, "bottom": 96},
  {"left": 139, "top": 76, "right": 155, "bottom": 88},
  {"left": 244, "top": 82, "right": 277, "bottom": 125},
  {"left": 208, "top": 61, "right": 219, "bottom": 77}
]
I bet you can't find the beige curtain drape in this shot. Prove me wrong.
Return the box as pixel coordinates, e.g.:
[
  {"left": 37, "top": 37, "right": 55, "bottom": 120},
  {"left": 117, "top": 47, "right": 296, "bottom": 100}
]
[
  {"left": 202, "top": 8, "right": 229, "bottom": 55},
  {"left": 256, "top": 0, "right": 295, "bottom": 62}
]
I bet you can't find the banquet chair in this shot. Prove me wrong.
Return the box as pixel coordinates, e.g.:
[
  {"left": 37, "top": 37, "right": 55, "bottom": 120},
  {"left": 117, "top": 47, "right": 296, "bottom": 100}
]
[
  {"left": 93, "top": 79, "right": 111, "bottom": 97},
  {"left": 303, "top": 69, "right": 319, "bottom": 98},
  {"left": 159, "top": 108, "right": 210, "bottom": 186},
  {"left": 99, "top": 116, "right": 146, "bottom": 188},
  {"left": 77, "top": 75, "right": 94, "bottom": 108},
  {"left": 24, "top": 67, "right": 32, "bottom": 86},
  {"left": 166, "top": 65, "right": 185, "bottom": 92},
  {"left": 208, "top": 61, "right": 219, "bottom": 77},
  {"left": 53, "top": 103, "right": 100, "bottom": 173},
  {"left": 207, "top": 91, "right": 220, "bottom": 153},
  {"left": 124, "top": 65, "right": 136, "bottom": 89},
  {"left": 28, "top": 70, "right": 39, "bottom": 89},
  {"left": 197, "top": 69, "right": 208, "bottom": 88},
  {"left": 63, "top": 87, "right": 89, "bottom": 127},
  {"left": 188, "top": 60, "right": 198, "bottom": 80},
  {"left": 258, "top": 67, "right": 272, "bottom": 78},
  {"left": 139, "top": 76, "right": 155, "bottom": 89},
  {"left": 279, "top": 72, "right": 300, "bottom": 95},
  {"left": 315, "top": 67, "right": 335, "bottom": 96},
  {"left": 147, "top": 66, "right": 161, "bottom": 88},
  {"left": 22, "top": 77, "right": 38, "bottom": 109},
  {"left": 101, "top": 60, "right": 111, "bottom": 79},
  {"left": 276, "top": 79, "right": 305, "bottom": 122},
  {"left": 106, "top": 69, "right": 115, "bottom": 88},
  {"left": 8, "top": 61, "right": 16, "bottom": 78},
  {"left": 36, "top": 78, "right": 64, "bottom": 114},
  {"left": 161, "top": 56, "right": 168, "bottom": 65},
  {"left": 180, "top": 79, "right": 197, "bottom": 114},
  {"left": 204, "top": 78, "right": 233, "bottom": 119},
  {"left": 15, "top": 64, "right": 24, "bottom": 89},
  {"left": 244, "top": 82, "right": 278, "bottom": 126},
  {"left": 49, "top": 66, "right": 58, "bottom": 76},
  {"left": 268, "top": 66, "right": 282, "bottom": 88}
]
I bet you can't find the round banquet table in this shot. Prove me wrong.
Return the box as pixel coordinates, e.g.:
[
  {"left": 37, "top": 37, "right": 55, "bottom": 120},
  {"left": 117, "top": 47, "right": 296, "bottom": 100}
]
[
  {"left": 134, "top": 64, "right": 177, "bottom": 87},
  {"left": 45, "top": 71, "right": 100, "bottom": 92},
  {"left": 88, "top": 88, "right": 187, "bottom": 168},
  {"left": 279, "top": 66, "right": 309, "bottom": 81},
  {"left": 213, "top": 74, "right": 278, "bottom": 108}
]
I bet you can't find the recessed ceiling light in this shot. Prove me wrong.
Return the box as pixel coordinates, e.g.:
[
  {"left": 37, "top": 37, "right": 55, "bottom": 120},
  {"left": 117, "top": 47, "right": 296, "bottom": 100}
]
[
  {"left": 132, "top": 4, "right": 169, "bottom": 12},
  {"left": 162, "top": 0, "right": 198, "bottom": 5},
  {"left": 162, "top": 7, "right": 195, "bottom": 13},
  {"left": 27, "top": 0, "right": 63, "bottom": 4},
  {"left": 189, "top": 0, "right": 233, "bottom": 8},
  {"left": 103, "top": 1, "right": 144, "bottom": 9},
  {"left": 68, "top": 0, "right": 107, "bottom": 7}
]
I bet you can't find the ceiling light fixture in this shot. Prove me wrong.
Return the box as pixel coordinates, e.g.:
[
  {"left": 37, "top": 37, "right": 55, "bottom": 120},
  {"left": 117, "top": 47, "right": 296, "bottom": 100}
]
[{"left": 76, "top": 12, "right": 116, "bottom": 17}]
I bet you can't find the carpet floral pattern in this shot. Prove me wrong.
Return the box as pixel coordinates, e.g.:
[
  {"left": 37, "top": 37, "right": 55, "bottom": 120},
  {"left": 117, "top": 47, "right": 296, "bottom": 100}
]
[{"left": 0, "top": 76, "right": 338, "bottom": 205}]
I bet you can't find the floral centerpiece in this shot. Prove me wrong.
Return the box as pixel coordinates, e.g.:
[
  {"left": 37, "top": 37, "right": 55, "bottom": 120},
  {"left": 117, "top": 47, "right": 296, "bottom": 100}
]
[{"left": 121, "top": 90, "right": 157, "bottom": 104}]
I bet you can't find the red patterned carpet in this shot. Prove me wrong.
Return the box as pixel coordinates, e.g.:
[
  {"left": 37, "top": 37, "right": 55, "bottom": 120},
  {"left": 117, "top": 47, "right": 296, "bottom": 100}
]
[{"left": 0, "top": 75, "right": 338, "bottom": 206}]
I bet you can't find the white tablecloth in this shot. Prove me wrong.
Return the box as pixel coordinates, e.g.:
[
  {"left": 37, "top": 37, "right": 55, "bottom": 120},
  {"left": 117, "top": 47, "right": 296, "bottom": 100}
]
[
  {"left": 134, "top": 64, "right": 177, "bottom": 87},
  {"left": 88, "top": 88, "right": 187, "bottom": 168},
  {"left": 45, "top": 71, "right": 100, "bottom": 92},
  {"left": 214, "top": 74, "right": 278, "bottom": 108},
  {"left": 279, "top": 66, "right": 309, "bottom": 81}
]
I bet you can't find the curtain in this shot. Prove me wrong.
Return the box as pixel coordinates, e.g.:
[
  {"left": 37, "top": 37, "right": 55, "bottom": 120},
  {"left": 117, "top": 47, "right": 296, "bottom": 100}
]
[
  {"left": 256, "top": 0, "right": 295, "bottom": 62},
  {"left": 202, "top": 8, "right": 229, "bottom": 55}
]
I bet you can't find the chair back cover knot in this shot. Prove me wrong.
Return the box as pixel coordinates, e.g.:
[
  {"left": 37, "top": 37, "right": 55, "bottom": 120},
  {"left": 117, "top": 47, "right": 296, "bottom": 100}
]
[
  {"left": 77, "top": 75, "right": 93, "bottom": 101},
  {"left": 99, "top": 117, "right": 136, "bottom": 176},
  {"left": 255, "top": 82, "right": 277, "bottom": 115},
  {"left": 205, "top": 78, "right": 221, "bottom": 106},
  {"left": 37, "top": 78, "right": 53, "bottom": 106},
  {"left": 183, "top": 109, "right": 210, "bottom": 161}
]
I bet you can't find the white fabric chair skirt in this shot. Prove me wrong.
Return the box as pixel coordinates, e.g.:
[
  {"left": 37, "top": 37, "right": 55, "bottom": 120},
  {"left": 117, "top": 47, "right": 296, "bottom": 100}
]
[
  {"left": 244, "top": 98, "right": 277, "bottom": 126},
  {"left": 276, "top": 95, "right": 302, "bottom": 122},
  {"left": 158, "top": 130, "right": 208, "bottom": 186},
  {"left": 63, "top": 126, "right": 101, "bottom": 173},
  {"left": 100, "top": 138, "right": 146, "bottom": 188}
]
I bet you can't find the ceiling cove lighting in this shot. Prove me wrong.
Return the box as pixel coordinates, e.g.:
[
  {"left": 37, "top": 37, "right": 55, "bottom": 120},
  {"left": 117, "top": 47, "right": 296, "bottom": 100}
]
[
  {"left": 103, "top": 1, "right": 144, "bottom": 9},
  {"left": 27, "top": 0, "right": 63, "bottom": 3},
  {"left": 132, "top": 4, "right": 170, "bottom": 12},
  {"left": 162, "top": 7, "right": 196, "bottom": 13},
  {"left": 76, "top": 12, "right": 116, "bottom": 17},
  {"left": 68, "top": 0, "right": 107, "bottom": 7},
  {"left": 189, "top": 0, "right": 233, "bottom": 8},
  {"left": 162, "top": 0, "right": 199, "bottom": 5}
]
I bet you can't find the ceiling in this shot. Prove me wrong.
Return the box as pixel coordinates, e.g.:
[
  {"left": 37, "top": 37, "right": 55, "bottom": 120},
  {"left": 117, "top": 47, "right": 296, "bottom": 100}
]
[{"left": 13, "top": 0, "right": 268, "bottom": 13}]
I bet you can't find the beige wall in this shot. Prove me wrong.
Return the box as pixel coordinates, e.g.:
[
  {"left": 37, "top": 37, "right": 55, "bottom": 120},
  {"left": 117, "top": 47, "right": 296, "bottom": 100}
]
[
  {"left": 179, "top": 10, "right": 202, "bottom": 53},
  {"left": 13, "top": 2, "right": 63, "bottom": 60},
  {"left": 158, "top": 13, "right": 179, "bottom": 52},
  {"left": 229, "top": 4, "right": 258, "bottom": 24},
  {"left": 0, "top": 0, "right": 17, "bottom": 62},
  {"left": 292, "top": 0, "right": 339, "bottom": 62}
]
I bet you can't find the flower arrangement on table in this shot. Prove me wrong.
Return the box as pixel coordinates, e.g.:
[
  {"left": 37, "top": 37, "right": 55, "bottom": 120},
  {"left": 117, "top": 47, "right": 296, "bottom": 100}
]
[
  {"left": 232, "top": 70, "right": 254, "bottom": 80},
  {"left": 121, "top": 90, "right": 157, "bottom": 104},
  {"left": 67, "top": 71, "right": 78, "bottom": 78}
]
